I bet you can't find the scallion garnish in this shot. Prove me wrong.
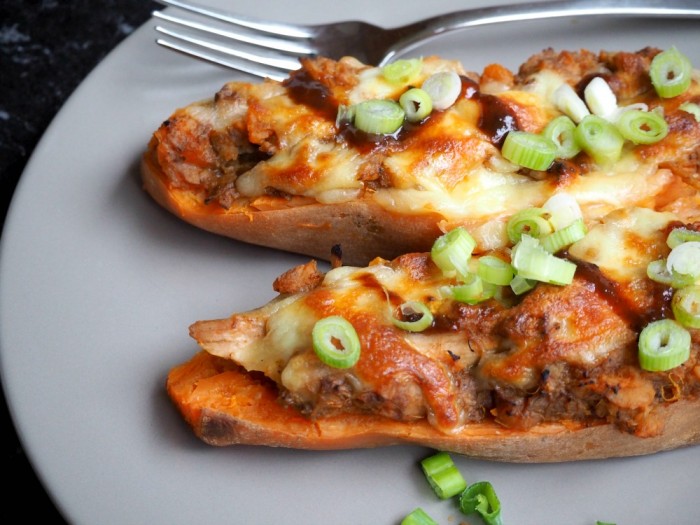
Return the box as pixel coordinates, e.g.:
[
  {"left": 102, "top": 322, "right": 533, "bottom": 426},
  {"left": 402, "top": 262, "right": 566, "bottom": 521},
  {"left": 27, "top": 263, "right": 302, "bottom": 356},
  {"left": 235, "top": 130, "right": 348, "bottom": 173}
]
[
  {"left": 672, "top": 286, "right": 700, "bottom": 329},
  {"left": 459, "top": 481, "right": 504, "bottom": 525},
  {"left": 421, "top": 71, "right": 462, "bottom": 110},
  {"left": 391, "top": 301, "right": 434, "bottom": 332},
  {"left": 477, "top": 255, "right": 515, "bottom": 286},
  {"left": 501, "top": 131, "right": 557, "bottom": 171},
  {"left": 506, "top": 207, "right": 554, "bottom": 244},
  {"left": 510, "top": 274, "right": 536, "bottom": 295},
  {"left": 615, "top": 109, "right": 668, "bottom": 145},
  {"left": 382, "top": 58, "right": 422, "bottom": 85},
  {"left": 399, "top": 88, "right": 433, "bottom": 122},
  {"left": 584, "top": 76, "right": 618, "bottom": 120},
  {"left": 430, "top": 227, "right": 476, "bottom": 278},
  {"left": 541, "top": 192, "right": 584, "bottom": 230},
  {"left": 638, "top": 318, "right": 691, "bottom": 372},
  {"left": 680, "top": 102, "right": 700, "bottom": 121},
  {"left": 667, "top": 227, "right": 700, "bottom": 249},
  {"left": 574, "top": 114, "right": 625, "bottom": 166},
  {"left": 420, "top": 452, "right": 467, "bottom": 500},
  {"left": 401, "top": 508, "right": 438, "bottom": 525},
  {"left": 650, "top": 46, "right": 693, "bottom": 98},
  {"left": 666, "top": 241, "right": 700, "bottom": 284},
  {"left": 511, "top": 234, "right": 576, "bottom": 286},
  {"left": 647, "top": 259, "right": 674, "bottom": 286},
  {"left": 353, "top": 99, "right": 405, "bottom": 135},
  {"left": 542, "top": 115, "right": 581, "bottom": 159},
  {"left": 311, "top": 316, "right": 361, "bottom": 369},
  {"left": 552, "top": 82, "right": 590, "bottom": 123}
]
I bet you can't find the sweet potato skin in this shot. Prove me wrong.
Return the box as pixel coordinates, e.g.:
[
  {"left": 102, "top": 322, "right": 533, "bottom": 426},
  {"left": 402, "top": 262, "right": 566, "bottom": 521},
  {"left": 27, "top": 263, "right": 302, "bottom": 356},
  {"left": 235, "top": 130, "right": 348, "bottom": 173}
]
[
  {"left": 167, "top": 351, "right": 700, "bottom": 462},
  {"left": 141, "top": 152, "right": 443, "bottom": 266}
]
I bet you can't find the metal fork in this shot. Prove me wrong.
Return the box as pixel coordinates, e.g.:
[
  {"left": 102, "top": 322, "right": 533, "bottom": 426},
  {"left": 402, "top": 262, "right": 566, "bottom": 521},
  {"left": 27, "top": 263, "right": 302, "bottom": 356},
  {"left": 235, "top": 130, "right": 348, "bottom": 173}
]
[{"left": 153, "top": 0, "right": 700, "bottom": 81}]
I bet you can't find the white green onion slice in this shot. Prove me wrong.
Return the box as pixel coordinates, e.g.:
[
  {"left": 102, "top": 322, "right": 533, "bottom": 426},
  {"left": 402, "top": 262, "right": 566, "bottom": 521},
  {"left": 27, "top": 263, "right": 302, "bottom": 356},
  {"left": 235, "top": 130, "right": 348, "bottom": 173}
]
[
  {"left": 420, "top": 452, "right": 467, "bottom": 500},
  {"left": 391, "top": 301, "right": 434, "bottom": 332},
  {"left": 353, "top": 99, "right": 405, "bottom": 135},
  {"left": 672, "top": 286, "right": 700, "bottom": 329},
  {"left": 650, "top": 46, "right": 693, "bottom": 98},
  {"left": 552, "top": 82, "right": 590, "bottom": 123},
  {"left": 506, "top": 207, "right": 554, "bottom": 244},
  {"left": 401, "top": 508, "right": 438, "bottom": 525},
  {"left": 421, "top": 71, "right": 461, "bottom": 110},
  {"left": 477, "top": 255, "right": 515, "bottom": 286},
  {"left": 430, "top": 227, "right": 476, "bottom": 278},
  {"left": 615, "top": 109, "right": 668, "bottom": 145},
  {"left": 574, "top": 114, "right": 625, "bottom": 166},
  {"left": 666, "top": 241, "right": 700, "bottom": 283},
  {"left": 680, "top": 102, "right": 700, "bottom": 121},
  {"left": 501, "top": 131, "right": 557, "bottom": 171},
  {"left": 511, "top": 234, "right": 576, "bottom": 285},
  {"left": 311, "top": 316, "right": 361, "bottom": 369},
  {"left": 667, "top": 227, "right": 700, "bottom": 249},
  {"left": 382, "top": 58, "right": 422, "bottom": 85},
  {"left": 542, "top": 192, "right": 583, "bottom": 230},
  {"left": 399, "top": 88, "right": 433, "bottom": 122},
  {"left": 583, "top": 77, "right": 618, "bottom": 119},
  {"left": 540, "top": 218, "right": 587, "bottom": 253},
  {"left": 638, "top": 318, "right": 691, "bottom": 372},
  {"left": 542, "top": 115, "right": 581, "bottom": 159}
]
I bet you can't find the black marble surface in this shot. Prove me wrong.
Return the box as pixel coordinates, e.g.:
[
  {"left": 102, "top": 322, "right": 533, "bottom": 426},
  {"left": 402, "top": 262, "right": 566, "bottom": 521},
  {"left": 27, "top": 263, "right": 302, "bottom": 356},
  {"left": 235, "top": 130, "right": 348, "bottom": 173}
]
[{"left": 2, "top": 1, "right": 155, "bottom": 522}]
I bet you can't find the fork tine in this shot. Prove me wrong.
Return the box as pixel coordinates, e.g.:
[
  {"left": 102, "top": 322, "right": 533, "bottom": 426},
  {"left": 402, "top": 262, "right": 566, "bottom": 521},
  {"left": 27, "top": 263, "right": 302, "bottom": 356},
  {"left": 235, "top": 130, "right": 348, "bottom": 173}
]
[
  {"left": 155, "top": 25, "right": 302, "bottom": 78},
  {"left": 154, "top": 0, "right": 314, "bottom": 39},
  {"left": 153, "top": 11, "right": 316, "bottom": 56}
]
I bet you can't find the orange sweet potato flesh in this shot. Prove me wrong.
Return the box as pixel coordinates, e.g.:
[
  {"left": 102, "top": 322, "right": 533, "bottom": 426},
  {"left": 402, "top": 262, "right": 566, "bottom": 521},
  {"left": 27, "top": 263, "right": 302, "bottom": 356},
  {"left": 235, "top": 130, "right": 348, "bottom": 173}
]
[{"left": 166, "top": 351, "right": 700, "bottom": 462}]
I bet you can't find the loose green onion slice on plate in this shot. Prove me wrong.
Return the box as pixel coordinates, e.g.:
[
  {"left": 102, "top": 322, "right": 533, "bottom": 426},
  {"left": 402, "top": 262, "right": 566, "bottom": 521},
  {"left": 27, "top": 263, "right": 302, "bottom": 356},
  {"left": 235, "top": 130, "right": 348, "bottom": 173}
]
[
  {"left": 501, "top": 131, "right": 557, "bottom": 171},
  {"left": 672, "top": 286, "right": 700, "bottom": 329},
  {"left": 311, "top": 316, "right": 361, "bottom": 369},
  {"left": 353, "top": 99, "right": 405, "bottom": 134},
  {"left": 382, "top": 58, "right": 422, "bottom": 85},
  {"left": 420, "top": 452, "right": 467, "bottom": 500},
  {"left": 638, "top": 318, "right": 690, "bottom": 372},
  {"left": 574, "top": 114, "right": 625, "bottom": 166},
  {"left": 459, "top": 481, "right": 504, "bottom": 525},
  {"left": 542, "top": 115, "right": 581, "bottom": 159},
  {"left": 650, "top": 46, "right": 693, "bottom": 98},
  {"left": 401, "top": 508, "right": 438, "bottom": 525},
  {"left": 399, "top": 87, "right": 433, "bottom": 122},
  {"left": 615, "top": 109, "right": 668, "bottom": 144},
  {"left": 391, "top": 301, "right": 434, "bottom": 332},
  {"left": 430, "top": 227, "right": 476, "bottom": 278},
  {"left": 421, "top": 70, "right": 462, "bottom": 110}
]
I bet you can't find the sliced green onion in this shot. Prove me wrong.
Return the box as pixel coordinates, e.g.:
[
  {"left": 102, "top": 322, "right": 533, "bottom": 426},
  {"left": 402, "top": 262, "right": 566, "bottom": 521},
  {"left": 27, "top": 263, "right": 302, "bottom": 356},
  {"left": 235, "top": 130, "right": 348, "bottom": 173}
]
[
  {"left": 542, "top": 115, "right": 581, "bottom": 159},
  {"left": 552, "top": 82, "right": 590, "bottom": 123},
  {"left": 542, "top": 192, "right": 583, "bottom": 230},
  {"left": 540, "top": 218, "right": 587, "bottom": 253},
  {"left": 511, "top": 234, "right": 577, "bottom": 285},
  {"left": 459, "top": 481, "right": 503, "bottom": 525},
  {"left": 650, "top": 46, "right": 693, "bottom": 98},
  {"left": 382, "top": 58, "right": 422, "bottom": 85},
  {"left": 449, "top": 273, "right": 498, "bottom": 305},
  {"left": 666, "top": 241, "right": 700, "bottom": 282},
  {"left": 501, "top": 131, "right": 557, "bottom": 171},
  {"left": 353, "top": 99, "right": 405, "bottom": 135},
  {"left": 506, "top": 207, "right": 554, "bottom": 244},
  {"left": 647, "top": 259, "right": 675, "bottom": 286},
  {"left": 430, "top": 227, "right": 476, "bottom": 278},
  {"left": 667, "top": 227, "right": 700, "bottom": 249},
  {"left": 421, "top": 71, "right": 461, "bottom": 110},
  {"left": 399, "top": 88, "right": 433, "bottom": 122},
  {"left": 477, "top": 255, "right": 515, "bottom": 286},
  {"left": 420, "top": 452, "right": 467, "bottom": 500},
  {"left": 584, "top": 77, "right": 618, "bottom": 119},
  {"left": 672, "top": 286, "right": 700, "bottom": 329},
  {"left": 510, "top": 274, "right": 537, "bottom": 295},
  {"left": 391, "top": 301, "right": 434, "bottom": 332},
  {"left": 574, "top": 114, "right": 625, "bottom": 166},
  {"left": 335, "top": 104, "right": 355, "bottom": 127},
  {"left": 615, "top": 109, "right": 668, "bottom": 145},
  {"left": 638, "top": 319, "right": 691, "bottom": 372},
  {"left": 401, "top": 508, "right": 438, "bottom": 525},
  {"left": 312, "top": 316, "right": 361, "bottom": 369},
  {"left": 680, "top": 102, "right": 700, "bottom": 121}
]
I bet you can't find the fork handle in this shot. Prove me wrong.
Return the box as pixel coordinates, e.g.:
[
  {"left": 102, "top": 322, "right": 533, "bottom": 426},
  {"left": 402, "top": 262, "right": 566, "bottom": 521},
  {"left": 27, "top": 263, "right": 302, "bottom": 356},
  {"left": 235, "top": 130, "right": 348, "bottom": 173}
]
[{"left": 380, "top": 0, "right": 700, "bottom": 65}]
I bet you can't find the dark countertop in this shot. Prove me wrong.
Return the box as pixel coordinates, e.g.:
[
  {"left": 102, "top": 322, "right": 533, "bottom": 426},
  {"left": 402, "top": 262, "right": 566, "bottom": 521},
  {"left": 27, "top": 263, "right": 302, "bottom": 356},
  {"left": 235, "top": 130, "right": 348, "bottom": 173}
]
[{"left": 2, "top": 1, "right": 155, "bottom": 522}]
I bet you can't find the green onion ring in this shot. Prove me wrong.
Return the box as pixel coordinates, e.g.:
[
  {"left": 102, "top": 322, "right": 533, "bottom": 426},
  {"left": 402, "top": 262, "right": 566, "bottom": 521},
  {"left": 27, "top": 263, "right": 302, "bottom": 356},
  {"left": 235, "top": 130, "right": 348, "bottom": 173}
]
[
  {"left": 401, "top": 508, "right": 438, "bottom": 525},
  {"left": 506, "top": 207, "right": 554, "bottom": 244},
  {"left": 680, "top": 102, "right": 700, "bottom": 122},
  {"left": 615, "top": 109, "right": 668, "bottom": 145},
  {"left": 666, "top": 241, "right": 700, "bottom": 282},
  {"left": 542, "top": 115, "right": 581, "bottom": 159},
  {"left": 672, "top": 286, "right": 700, "bottom": 329},
  {"left": 650, "top": 46, "right": 693, "bottom": 98},
  {"left": 399, "top": 87, "right": 433, "bottom": 122},
  {"left": 501, "top": 131, "right": 557, "bottom": 171},
  {"left": 574, "top": 114, "right": 625, "bottom": 166},
  {"left": 667, "top": 227, "right": 700, "bottom": 249},
  {"left": 511, "top": 234, "right": 576, "bottom": 286},
  {"left": 638, "top": 318, "right": 691, "bottom": 372},
  {"left": 510, "top": 274, "right": 537, "bottom": 295},
  {"left": 391, "top": 301, "right": 434, "bottom": 332},
  {"left": 420, "top": 452, "right": 467, "bottom": 500},
  {"left": 421, "top": 70, "right": 462, "bottom": 110},
  {"left": 430, "top": 227, "right": 476, "bottom": 278},
  {"left": 459, "top": 481, "right": 504, "bottom": 525},
  {"left": 477, "top": 255, "right": 515, "bottom": 286},
  {"left": 382, "top": 58, "right": 422, "bottom": 85},
  {"left": 540, "top": 218, "right": 587, "bottom": 253},
  {"left": 353, "top": 99, "right": 405, "bottom": 135},
  {"left": 311, "top": 316, "right": 361, "bottom": 369}
]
